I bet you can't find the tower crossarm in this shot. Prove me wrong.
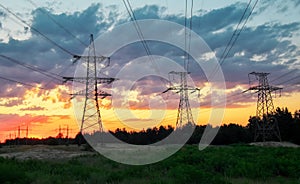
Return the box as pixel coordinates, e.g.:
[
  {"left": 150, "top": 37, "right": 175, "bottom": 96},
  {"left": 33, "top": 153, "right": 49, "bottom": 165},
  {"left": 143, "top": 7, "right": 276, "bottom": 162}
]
[
  {"left": 249, "top": 71, "right": 269, "bottom": 76},
  {"left": 162, "top": 86, "right": 200, "bottom": 94},
  {"left": 169, "top": 71, "right": 190, "bottom": 75},
  {"left": 63, "top": 77, "right": 116, "bottom": 84},
  {"left": 247, "top": 86, "right": 282, "bottom": 92},
  {"left": 70, "top": 89, "right": 111, "bottom": 99},
  {"left": 97, "top": 89, "right": 112, "bottom": 99},
  {"left": 73, "top": 55, "right": 109, "bottom": 64}
]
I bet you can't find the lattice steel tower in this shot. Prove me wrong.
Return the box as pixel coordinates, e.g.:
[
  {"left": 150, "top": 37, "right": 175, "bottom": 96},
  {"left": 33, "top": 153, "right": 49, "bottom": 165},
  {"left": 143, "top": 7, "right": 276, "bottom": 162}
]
[
  {"left": 163, "top": 71, "right": 200, "bottom": 127},
  {"left": 161, "top": 0, "right": 200, "bottom": 128},
  {"left": 63, "top": 34, "right": 116, "bottom": 133},
  {"left": 246, "top": 72, "right": 282, "bottom": 141}
]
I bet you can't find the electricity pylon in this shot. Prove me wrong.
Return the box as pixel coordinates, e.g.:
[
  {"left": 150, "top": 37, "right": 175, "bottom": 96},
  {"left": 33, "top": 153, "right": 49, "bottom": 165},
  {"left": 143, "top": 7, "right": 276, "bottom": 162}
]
[
  {"left": 245, "top": 72, "right": 282, "bottom": 142},
  {"left": 17, "top": 125, "right": 29, "bottom": 138},
  {"left": 15, "top": 125, "right": 30, "bottom": 145},
  {"left": 55, "top": 125, "right": 71, "bottom": 138},
  {"left": 63, "top": 34, "right": 116, "bottom": 133},
  {"left": 162, "top": 71, "right": 200, "bottom": 128}
]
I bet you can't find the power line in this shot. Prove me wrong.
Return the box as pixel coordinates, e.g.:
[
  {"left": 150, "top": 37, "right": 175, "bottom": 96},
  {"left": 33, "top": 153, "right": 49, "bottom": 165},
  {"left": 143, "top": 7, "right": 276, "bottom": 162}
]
[
  {"left": 161, "top": 1, "right": 200, "bottom": 128},
  {"left": 201, "top": 72, "right": 299, "bottom": 119},
  {"left": 114, "top": 1, "right": 200, "bottom": 124},
  {"left": 122, "top": 0, "right": 168, "bottom": 86},
  {"left": 0, "top": 54, "right": 63, "bottom": 82},
  {"left": 90, "top": 71, "right": 298, "bottom": 127},
  {"left": 207, "top": 0, "right": 258, "bottom": 80},
  {"left": 126, "top": 0, "right": 151, "bottom": 56},
  {"left": 0, "top": 3, "right": 76, "bottom": 56},
  {"left": 1, "top": 52, "right": 76, "bottom": 96},
  {"left": 122, "top": 0, "right": 151, "bottom": 56},
  {"left": 269, "top": 69, "right": 298, "bottom": 83},
  {"left": 275, "top": 74, "right": 300, "bottom": 86},
  {"left": 0, "top": 3, "right": 90, "bottom": 90},
  {"left": 221, "top": 73, "right": 299, "bottom": 113},
  {"left": 218, "top": 0, "right": 253, "bottom": 65},
  {"left": 192, "top": 0, "right": 259, "bottom": 117},
  {"left": 185, "top": 0, "right": 193, "bottom": 71},
  {"left": 24, "top": 0, "right": 116, "bottom": 80},
  {"left": 184, "top": 0, "right": 188, "bottom": 70},
  {"left": 62, "top": 34, "right": 115, "bottom": 134},
  {"left": 0, "top": 54, "right": 72, "bottom": 94},
  {"left": 25, "top": 0, "right": 89, "bottom": 48},
  {"left": 219, "top": 0, "right": 258, "bottom": 66},
  {"left": 217, "top": 73, "right": 298, "bottom": 114},
  {"left": 0, "top": 75, "right": 45, "bottom": 90},
  {"left": 245, "top": 72, "right": 282, "bottom": 142},
  {"left": 198, "top": 71, "right": 299, "bottom": 117},
  {"left": 200, "top": 70, "right": 299, "bottom": 118},
  {"left": 281, "top": 80, "right": 300, "bottom": 90},
  {"left": 96, "top": 73, "right": 298, "bottom": 127}
]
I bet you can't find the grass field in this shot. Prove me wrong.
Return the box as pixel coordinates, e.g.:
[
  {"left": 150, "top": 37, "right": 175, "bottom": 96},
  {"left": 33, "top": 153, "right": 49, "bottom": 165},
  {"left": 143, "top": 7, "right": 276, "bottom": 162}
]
[{"left": 0, "top": 144, "right": 299, "bottom": 184}]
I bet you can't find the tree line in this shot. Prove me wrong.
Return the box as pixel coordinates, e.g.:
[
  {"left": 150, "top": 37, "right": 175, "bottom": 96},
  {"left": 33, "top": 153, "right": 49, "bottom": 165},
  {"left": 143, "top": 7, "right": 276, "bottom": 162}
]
[{"left": 2, "top": 107, "right": 300, "bottom": 146}]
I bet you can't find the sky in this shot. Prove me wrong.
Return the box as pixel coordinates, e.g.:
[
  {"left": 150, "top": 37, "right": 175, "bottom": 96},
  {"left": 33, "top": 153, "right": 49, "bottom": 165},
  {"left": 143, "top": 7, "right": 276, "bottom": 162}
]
[{"left": 0, "top": 0, "right": 299, "bottom": 142}]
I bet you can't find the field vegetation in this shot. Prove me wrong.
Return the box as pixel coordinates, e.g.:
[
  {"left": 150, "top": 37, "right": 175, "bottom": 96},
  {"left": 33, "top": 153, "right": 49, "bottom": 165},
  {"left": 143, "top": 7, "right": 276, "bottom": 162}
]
[{"left": 0, "top": 144, "right": 299, "bottom": 184}]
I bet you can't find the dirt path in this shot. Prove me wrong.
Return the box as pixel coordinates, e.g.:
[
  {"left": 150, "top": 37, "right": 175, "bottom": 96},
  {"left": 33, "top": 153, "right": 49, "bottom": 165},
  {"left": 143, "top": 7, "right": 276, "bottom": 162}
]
[
  {"left": 0, "top": 145, "right": 95, "bottom": 160},
  {"left": 249, "top": 141, "right": 299, "bottom": 147}
]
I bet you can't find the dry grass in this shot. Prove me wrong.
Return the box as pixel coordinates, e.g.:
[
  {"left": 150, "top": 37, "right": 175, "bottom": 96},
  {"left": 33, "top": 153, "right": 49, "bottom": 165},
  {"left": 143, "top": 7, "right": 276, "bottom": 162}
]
[{"left": 0, "top": 144, "right": 94, "bottom": 160}]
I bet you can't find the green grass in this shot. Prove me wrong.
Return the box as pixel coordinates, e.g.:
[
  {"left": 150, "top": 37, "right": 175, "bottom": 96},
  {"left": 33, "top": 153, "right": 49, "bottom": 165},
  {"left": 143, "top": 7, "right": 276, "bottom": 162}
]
[{"left": 0, "top": 145, "right": 300, "bottom": 183}]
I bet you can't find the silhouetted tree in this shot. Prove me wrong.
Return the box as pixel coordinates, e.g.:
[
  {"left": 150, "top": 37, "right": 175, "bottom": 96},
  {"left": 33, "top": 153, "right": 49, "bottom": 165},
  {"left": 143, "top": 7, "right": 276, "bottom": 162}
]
[
  {"left": 212, "top": 123, "right": 252, "bottom": 145},
  {"left": 75, "top": 132, "right": 86, "bottom": 146},
  {"left": 274, "top": 107, "right": 293, "bottom": 141}
]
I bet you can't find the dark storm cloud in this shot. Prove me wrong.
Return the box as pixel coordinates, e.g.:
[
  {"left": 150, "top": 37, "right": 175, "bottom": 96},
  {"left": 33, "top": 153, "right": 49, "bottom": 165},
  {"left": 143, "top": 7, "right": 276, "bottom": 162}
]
[
  {"left": 194, "top": 3, "right": 249, "bottom": 33},
  {"left": 133, "top": 5, "right": 163, "bottom": 19},
  {"left": 31, "top": 4, "right": 107, "bottom": 38}
]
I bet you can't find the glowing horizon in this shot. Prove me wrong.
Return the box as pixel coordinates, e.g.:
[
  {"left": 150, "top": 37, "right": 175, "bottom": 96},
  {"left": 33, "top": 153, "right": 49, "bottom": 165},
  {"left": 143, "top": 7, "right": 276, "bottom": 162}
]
[{"left": 0, "top": 85, "right": 299, "bottom": 142}]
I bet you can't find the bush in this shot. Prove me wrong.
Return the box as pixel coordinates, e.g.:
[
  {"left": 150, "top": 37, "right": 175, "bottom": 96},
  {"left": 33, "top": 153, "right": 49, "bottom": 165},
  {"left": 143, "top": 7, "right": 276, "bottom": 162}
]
[{"left": 0, "top": 163, "right": 31, "bottom": 184}]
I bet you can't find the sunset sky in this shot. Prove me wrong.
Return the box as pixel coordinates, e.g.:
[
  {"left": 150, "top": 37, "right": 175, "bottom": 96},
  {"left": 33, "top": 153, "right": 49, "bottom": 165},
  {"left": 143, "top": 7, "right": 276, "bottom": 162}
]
[{"left": 0, "top": 0, "right": 299, "bottom": 142}]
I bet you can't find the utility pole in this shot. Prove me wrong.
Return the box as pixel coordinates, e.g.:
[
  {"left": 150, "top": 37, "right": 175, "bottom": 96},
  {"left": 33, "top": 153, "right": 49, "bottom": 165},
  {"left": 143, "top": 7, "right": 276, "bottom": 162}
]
[
  {"left": 16, "top": 125, "right": 29, "bottom": 139},
  {"left": 245, "top": 72, "right": 282, "bottom": 142},
  {"left": 55, "top": 125, "right": 70, "bottom": 138},
  {"left": 18, "top": 126, "right": 20, "bottom": 138},
  {"left": 26, "top": 125, "right": 28, "bottom": 138},
  {"left": 16, "top": 125, "right": 30, "bottom": 145},
  {"left": 63, "top": 34, "right": 116, "bottom": 134},
  {"left": 66, "top": 125, "right": 69, "bottom": 138}
]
